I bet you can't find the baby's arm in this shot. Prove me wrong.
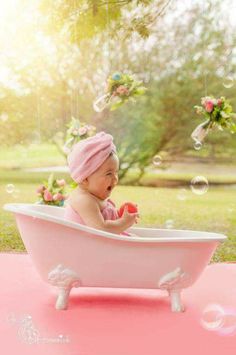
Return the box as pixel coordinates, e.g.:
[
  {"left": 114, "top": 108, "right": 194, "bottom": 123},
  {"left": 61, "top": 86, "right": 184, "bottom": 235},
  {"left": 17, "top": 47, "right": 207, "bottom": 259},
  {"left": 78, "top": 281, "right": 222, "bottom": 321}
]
[{"left": 70, "top": 194, "right": 138, "bottom": 235}]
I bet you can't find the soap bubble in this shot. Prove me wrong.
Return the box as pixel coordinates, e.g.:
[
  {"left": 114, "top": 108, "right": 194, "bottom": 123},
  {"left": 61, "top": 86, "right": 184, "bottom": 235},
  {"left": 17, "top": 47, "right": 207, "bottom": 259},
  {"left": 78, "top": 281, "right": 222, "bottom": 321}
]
[
  {"left": 164, "top": 219, "right": 174, "bottom": 229},
  {"left": 0, "top": 113, "right": 8, "bottom": 122},
  {"left": 6, "top": 184, "right": 15, "bottom": 194},
  {"left": 227, "top": 204, "right": 235, "bottom": 214},
  {"left": 201, "top": 303, "right": 225, "bottom": 331},
  {"left": 217, "top": 306, "right": 236, "bottom": 336},
  {"left": 153, "top": 155, "right": 162, "bottom": 166},
  {"left": 223, "top": 76, "right": 234, "bottom": 89},
  {"left": 190, "top": 176, "right": 209, "bottom": 195},
  {"left": 194, "top": 141, "right": 202, "bottom": 151},
  {"left": 177, "top": 188, "right": 187, "bottom": 201}
]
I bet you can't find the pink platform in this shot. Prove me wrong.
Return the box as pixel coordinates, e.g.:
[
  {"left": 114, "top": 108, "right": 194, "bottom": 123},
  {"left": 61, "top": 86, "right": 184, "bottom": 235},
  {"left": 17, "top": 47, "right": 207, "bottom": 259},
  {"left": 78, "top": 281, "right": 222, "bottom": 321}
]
[{"left": 0, "top": 252, "right": 235, "bottom": 355}]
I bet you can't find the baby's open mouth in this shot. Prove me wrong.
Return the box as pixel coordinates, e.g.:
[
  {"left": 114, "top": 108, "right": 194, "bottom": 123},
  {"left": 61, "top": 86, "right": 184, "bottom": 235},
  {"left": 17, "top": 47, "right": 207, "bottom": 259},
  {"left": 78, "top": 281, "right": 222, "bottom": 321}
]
[{"left": 107, "top": 186, "right": 112, "bottom": 191}]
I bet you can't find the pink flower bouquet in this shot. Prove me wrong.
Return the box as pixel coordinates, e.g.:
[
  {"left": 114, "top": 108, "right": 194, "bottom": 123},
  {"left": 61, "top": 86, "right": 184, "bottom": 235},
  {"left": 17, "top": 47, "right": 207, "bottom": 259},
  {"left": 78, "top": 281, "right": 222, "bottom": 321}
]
[
  {"left": 36, "top": 174, "right": 68, "bottom": 207},
  {"left": 192, "top": 96, "right": 236, "bottom": 143}
]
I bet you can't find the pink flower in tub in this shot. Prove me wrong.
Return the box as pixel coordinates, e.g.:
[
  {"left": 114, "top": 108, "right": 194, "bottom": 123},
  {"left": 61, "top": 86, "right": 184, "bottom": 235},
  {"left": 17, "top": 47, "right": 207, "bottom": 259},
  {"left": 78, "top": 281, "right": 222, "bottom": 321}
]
[
  {"left": 36, "top": 185, "right": 46, "bottom": 194},
  {"left": 56, "top": 179, "right": 66, "bottom": 187},
  {"left": 44, "top": 189, "right": 53, "bottom": 202},
  {"left": 53, "top": 193, "right": 64, "bottom": 201}
]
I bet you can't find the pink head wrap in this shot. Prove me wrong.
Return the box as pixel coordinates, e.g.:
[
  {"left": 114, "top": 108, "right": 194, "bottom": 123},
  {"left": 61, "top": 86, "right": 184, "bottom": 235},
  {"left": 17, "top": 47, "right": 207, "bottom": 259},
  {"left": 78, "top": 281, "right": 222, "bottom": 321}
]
[{"left": 67, "top": 131, "right": 117, "bottom": 183}]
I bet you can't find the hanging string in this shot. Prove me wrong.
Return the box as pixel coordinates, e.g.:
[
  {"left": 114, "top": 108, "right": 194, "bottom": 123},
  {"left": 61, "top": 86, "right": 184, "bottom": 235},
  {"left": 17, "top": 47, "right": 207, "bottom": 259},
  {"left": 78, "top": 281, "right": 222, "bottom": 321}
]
[
  {"left": 106, "top": 0, "right": 112, "bottom": 75},
  {"left": 204, "top": 69, "right": 207, "bottom": 97},
  {"left": 203, "top": 1, "right": 208, "bottom": 97},
  {"left": 36, "top": 84, "right": 41, "bottom": 143},
  {"left": 35, "top": 9, "right": 41, "bottom": 144},
  {"left": 73, "top": 0, "right": 79, "bottom": 119}
]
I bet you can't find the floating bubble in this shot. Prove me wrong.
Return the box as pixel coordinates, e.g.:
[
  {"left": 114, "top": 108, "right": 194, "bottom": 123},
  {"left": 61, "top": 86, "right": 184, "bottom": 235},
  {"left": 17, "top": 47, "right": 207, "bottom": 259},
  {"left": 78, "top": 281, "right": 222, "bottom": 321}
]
[
  {"left": 227, "top": 204, "right": 235, "bottom": 214},
  {"left": 0, "top": 113, "right": 8, "bottom": 122},
  {"left": 201, "top": 303, "right": 225, "bottom": 331},
  {"left": 6, "top": 184, "right": 15, "bottom": 194},
  {"left": 194, "top": 141, "right": 202, "bottom": 151},
  {"left": 177, "top": 188, "right": 187, "bottom": 201},
  {"left": 223, "top": 76, "right": 234, "bottom": 89},
  {"left": 217, "top": 306, "right": 236, "bottom": 337},
  {"left": 153, "top": 155, "right": 162, "bottom": 166},
  {"left": 164, "top": 219, "right": 174, "bottom": 229},
  {"left": 190, "top": 176, "right": 209, "bottom": 195}
]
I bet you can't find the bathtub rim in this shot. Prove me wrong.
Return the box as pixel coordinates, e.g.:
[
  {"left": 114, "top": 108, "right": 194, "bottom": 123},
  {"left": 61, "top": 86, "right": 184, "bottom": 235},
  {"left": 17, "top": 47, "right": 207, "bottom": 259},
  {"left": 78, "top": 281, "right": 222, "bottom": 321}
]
[{"left": 3, "top": 203, "right": 228, "bottom": 243}]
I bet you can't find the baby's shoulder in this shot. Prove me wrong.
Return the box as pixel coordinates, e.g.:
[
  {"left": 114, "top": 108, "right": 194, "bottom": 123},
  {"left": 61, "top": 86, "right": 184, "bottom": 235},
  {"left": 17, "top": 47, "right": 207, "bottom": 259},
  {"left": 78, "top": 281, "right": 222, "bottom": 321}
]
[{"left": 69, "top": 189, "right": 99, "bottom": 211}]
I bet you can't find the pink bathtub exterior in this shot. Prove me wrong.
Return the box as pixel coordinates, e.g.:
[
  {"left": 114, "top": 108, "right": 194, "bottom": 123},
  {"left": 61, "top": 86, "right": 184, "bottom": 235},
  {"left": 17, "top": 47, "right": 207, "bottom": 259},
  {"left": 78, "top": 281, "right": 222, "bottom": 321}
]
[{"left": 3, "top": 203, "right": 227, "bottom": 311}]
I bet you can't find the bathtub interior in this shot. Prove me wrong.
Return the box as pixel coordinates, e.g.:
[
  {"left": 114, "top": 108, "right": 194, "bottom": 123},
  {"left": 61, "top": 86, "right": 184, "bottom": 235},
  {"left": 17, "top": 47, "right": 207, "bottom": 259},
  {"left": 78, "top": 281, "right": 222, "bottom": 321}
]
[{"left": 3, "top": 203, "right": 228, "bottom": 243}]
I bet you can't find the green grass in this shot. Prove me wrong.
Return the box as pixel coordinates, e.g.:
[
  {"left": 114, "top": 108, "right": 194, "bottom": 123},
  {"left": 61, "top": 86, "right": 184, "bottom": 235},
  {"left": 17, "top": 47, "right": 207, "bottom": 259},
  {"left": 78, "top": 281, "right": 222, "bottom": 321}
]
[
  {"left": 1, "top": 176, "right": 236, "bottom": 263},
  {"left": 0, "top": 143, "right": 66, "bottom": 169}
]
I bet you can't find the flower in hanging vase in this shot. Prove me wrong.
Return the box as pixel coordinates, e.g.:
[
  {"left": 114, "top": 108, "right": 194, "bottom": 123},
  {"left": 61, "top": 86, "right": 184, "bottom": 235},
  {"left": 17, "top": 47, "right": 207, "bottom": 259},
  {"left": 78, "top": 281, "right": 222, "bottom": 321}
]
[
  {"left": 191, "top": 120, "right": 211, "bottom": 143},
  {"left": 78, "top": 126, "right": 88, "bottom": 136},
  {"left": 93, "top": 93, "right": 111, "bottom": 112},
  {"left": 116, "top": 85, "right": 130, "bottom": 96},
  {"left": 204, "top": 100, "right": 214, "bottom": 113},
  {"left": 217, "top": 99, "right": 223, "bottom": 107},
  {"left": 71, "top": 128, "right": 79, "bottom": 136},
  {"left": 93, "top": 72, "right": 147, "bottom": 112},
  {"left": 192, "top": 95, "right": 236, "bottom": 143}
]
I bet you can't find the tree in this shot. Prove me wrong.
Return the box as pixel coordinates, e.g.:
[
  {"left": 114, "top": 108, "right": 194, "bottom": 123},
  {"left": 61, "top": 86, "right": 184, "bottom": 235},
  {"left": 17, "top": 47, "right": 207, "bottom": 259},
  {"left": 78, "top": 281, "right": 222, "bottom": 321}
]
[{"left": 39, "top": 0, "right": 173, "bottom": 42}]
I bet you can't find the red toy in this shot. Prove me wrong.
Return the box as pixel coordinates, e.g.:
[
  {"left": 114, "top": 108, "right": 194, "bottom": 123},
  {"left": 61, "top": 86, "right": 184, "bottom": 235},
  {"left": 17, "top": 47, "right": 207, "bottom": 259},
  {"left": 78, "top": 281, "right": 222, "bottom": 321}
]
[{"left": 118, "top": 202, "right": 138, "bottom": 218}]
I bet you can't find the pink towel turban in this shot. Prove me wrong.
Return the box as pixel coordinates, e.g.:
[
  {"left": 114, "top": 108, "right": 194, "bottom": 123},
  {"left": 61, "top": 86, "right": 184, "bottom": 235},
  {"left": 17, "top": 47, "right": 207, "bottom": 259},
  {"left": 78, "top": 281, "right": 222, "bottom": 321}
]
[{"left": 67, "top": 131, "right": 117, "bottom": 183}]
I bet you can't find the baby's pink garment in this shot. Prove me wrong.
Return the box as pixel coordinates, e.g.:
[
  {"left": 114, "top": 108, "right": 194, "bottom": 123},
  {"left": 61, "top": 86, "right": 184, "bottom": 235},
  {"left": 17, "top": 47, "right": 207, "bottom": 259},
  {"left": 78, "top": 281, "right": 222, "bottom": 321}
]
[{"left": 64, "top": 198, "right": 131, "bottom": 236}]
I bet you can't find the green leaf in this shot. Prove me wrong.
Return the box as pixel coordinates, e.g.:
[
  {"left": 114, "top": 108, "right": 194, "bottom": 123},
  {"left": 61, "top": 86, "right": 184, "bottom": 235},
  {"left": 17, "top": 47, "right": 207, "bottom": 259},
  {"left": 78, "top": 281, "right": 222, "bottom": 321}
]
[
  {"left": 134, "top": 87, "right": 147, "bottom": 95},
  {"left": 48, "top": 173, "right": 54, "bottom": 190},
  {"left": 110, "top": 100, "right": 124, "bottom": 111}
]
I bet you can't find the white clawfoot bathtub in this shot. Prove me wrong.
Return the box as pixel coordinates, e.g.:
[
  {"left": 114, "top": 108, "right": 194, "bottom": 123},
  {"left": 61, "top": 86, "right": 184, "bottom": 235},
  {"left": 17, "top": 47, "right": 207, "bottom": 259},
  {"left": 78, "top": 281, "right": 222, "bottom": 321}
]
[{"left": 4, "top": 203, "right": 227, "bottom": 313}]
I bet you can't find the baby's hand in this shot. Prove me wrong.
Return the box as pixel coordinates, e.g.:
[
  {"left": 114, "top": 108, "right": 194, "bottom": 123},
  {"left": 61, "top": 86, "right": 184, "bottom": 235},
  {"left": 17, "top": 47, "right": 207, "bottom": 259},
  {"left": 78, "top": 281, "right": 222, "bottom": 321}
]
[{"left": 120, "top": 205, "right": 140, "bottom": 229}]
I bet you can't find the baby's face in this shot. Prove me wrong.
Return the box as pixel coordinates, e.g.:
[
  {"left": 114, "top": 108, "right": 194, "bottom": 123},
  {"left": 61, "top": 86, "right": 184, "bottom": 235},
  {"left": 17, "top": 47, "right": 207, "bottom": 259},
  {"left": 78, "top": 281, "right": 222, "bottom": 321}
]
[{"left": 84, "top": 154, "right": 119, "bottom": 200}]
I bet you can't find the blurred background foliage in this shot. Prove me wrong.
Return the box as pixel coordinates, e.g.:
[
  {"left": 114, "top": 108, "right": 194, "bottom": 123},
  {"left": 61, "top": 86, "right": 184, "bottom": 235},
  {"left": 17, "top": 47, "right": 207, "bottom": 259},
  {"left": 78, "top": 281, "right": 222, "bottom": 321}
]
[{"left": 0, "top": 0, "right": 235, "bottom": 182}]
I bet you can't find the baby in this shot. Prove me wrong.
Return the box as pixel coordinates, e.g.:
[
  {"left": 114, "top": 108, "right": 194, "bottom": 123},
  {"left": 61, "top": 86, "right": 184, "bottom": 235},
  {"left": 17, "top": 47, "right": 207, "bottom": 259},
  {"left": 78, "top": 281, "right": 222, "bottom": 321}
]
[{"left": 64, "top": 131, "right": 139, "bottom": 235}]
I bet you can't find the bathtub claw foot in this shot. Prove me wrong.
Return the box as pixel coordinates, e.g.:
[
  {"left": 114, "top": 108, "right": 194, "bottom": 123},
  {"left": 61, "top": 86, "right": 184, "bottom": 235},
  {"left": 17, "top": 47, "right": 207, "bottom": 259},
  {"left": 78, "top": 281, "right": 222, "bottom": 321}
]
[
  {"left": 47, "top": 264, "right": 80, "bottom": 310},
  {"left": 56, "top": 286, "right": 72, "bottom": 310},
  {"left": 168, "top": 289, "right": 185, "bottom": 313},
  {"left": 158, "top": 267, "right": 187, "bottom": 313}
]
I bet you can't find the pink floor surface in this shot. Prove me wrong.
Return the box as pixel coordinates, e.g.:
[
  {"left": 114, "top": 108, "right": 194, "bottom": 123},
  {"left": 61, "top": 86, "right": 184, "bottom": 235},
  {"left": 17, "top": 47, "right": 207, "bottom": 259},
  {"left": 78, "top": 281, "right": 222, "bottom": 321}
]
[{"left": 0, "top": 252, "right": 236, "bottom": 355}]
